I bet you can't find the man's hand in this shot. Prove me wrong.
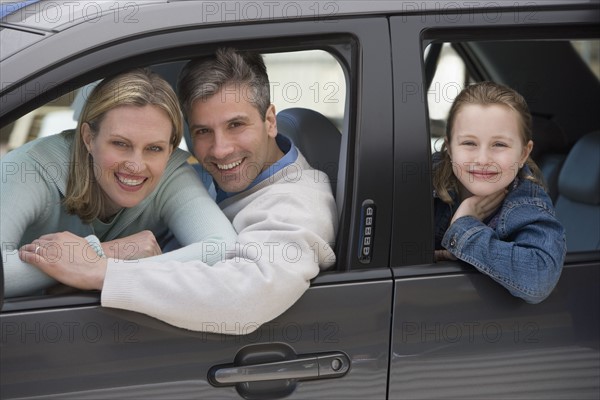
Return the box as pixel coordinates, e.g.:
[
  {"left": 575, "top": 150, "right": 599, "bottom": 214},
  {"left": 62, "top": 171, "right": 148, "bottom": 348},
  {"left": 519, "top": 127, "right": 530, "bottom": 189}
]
[
  {"left": 450, "top": 189, "right": 507, "bottom": 225},
  {"left": 19, "top": 232, "right": 107, "bottom": 291},
  {"left": 101, "top": 230, "right": 162, "bottom": 260}
]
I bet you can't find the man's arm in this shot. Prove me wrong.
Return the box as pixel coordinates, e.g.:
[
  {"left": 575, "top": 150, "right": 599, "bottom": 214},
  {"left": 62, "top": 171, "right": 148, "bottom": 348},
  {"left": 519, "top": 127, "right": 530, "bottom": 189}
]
[
  {"left": 102, "top": 178, "right": 336, "bottom": 334},
  {"left": 21, "top": 173, "right": 337, "bottom": 334}
]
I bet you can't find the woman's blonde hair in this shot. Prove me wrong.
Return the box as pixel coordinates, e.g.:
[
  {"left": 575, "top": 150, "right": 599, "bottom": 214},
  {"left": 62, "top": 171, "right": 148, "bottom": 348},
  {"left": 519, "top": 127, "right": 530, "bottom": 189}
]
[
  {"left": 433, "top": 81, "right": 544, "bottom": 204},
  {"left": 64, "top": 68, "right": 184, "bottom": 223}
]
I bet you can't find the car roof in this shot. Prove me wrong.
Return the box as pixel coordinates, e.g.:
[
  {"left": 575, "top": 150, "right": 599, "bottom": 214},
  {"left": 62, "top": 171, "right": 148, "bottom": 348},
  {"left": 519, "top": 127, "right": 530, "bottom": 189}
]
[
  {"left": 1, "top": 0, "right": 598, "bottom": 90},
  {"left": 2, "top": 0, "right": 597, "bottom": 29}
]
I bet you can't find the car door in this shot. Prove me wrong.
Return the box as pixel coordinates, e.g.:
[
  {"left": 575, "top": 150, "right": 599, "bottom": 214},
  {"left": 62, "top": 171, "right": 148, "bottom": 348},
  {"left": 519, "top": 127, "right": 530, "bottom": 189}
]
[
  {"left": 389, "top": 5, "right": 600, "bottom": 399},
  {"left": 1, "top": 5, "right": 395, "bottom": 399}
]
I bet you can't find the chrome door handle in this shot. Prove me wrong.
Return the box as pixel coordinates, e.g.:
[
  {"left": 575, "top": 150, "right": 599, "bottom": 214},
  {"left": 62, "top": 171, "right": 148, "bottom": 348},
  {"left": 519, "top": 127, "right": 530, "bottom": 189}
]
[{"left": 211, "top": 352, "right": 350, "bottom": 384}]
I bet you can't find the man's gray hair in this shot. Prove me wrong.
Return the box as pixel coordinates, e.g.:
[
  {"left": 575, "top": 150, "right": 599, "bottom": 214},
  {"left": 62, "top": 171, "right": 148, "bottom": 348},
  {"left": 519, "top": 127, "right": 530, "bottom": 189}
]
[{"left": 177, "top": 48, "right": 271, "bottom": 121}]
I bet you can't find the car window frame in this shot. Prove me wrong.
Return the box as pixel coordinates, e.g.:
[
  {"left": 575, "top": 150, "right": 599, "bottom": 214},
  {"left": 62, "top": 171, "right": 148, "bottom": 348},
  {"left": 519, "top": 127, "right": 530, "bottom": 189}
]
[
  {"left": 390, "top": 8, "right": 600, "bottom": 270},
  {"left": 1, "top": 17, "right": 396, "bottom": 312}
]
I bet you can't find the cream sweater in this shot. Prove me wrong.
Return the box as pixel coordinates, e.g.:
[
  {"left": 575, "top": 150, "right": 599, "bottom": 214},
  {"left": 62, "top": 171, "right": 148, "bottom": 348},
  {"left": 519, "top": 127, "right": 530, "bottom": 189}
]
[{"left": 101, "top": 151, "right": 337, "bottom": 334}]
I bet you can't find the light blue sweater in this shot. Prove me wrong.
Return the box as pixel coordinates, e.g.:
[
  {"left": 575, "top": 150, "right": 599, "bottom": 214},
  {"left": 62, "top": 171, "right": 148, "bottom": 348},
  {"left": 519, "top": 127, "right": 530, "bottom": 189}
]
[{"left": 1, "top": 131, "right": 237, "bottom": 297}]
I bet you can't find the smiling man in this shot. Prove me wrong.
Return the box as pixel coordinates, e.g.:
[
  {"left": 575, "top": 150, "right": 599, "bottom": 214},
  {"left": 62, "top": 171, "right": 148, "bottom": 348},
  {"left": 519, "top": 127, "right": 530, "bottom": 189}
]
[{"left": 21, "top": 48, "right": 338, "bottom": 334}]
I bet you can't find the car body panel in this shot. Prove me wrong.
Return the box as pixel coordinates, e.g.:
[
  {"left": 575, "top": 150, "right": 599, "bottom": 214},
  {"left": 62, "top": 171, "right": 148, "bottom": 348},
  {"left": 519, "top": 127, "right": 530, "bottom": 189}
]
[
  {"left": 1, "top": 277, "right": 394, "bottom": 399},
  {"left": 390, "top": 264, "right": 600, "bottom": 399}
]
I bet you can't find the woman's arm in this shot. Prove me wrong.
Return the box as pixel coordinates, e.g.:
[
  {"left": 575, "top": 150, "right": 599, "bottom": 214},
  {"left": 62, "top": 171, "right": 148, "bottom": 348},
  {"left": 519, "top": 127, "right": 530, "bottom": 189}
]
[{"left": 1, "top": 157, "right": 59, "bottom": 297}]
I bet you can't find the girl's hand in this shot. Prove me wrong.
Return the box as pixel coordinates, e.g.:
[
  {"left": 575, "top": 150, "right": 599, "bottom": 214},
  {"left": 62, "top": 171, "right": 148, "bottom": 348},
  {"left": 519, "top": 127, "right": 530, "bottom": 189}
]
[
  {"left": 451, "top": 189, "right": 507, "bottom": 225},
  {"left": 101, "top": 230, "right": 162, "bottom": 260},
  {"left": 435, "top": 249, "right": 457, "bottom": 261}
]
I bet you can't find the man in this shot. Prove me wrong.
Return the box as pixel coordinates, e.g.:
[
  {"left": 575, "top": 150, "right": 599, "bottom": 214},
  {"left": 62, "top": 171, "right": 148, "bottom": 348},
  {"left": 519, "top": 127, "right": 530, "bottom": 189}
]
[{"left": 20, "top": 48, "right": 338, "bottom": 334}]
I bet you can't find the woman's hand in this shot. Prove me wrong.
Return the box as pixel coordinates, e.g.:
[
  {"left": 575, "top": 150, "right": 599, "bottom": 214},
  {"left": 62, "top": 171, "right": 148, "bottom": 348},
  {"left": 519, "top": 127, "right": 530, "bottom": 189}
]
[
  {"left": 450, "top": 189, "right": 507, "bottom": 225},
  {"left": 19, "top": 232, "right": 107, "bottom": 291},
  {"left": 101, "top": 230, "right": 162, "bottom": 260}
]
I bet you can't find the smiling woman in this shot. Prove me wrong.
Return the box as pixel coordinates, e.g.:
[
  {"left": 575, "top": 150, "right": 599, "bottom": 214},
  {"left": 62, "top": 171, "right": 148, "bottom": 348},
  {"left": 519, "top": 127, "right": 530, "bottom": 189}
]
[
  {"left": 0, "top": 68, "right": 237, "bottom": 297},
  {"left": 81, "top": 105, "right": 173, "bottom": 216},
  {"left": 64, "top": 70, "right": 183, "bottom": 223}
]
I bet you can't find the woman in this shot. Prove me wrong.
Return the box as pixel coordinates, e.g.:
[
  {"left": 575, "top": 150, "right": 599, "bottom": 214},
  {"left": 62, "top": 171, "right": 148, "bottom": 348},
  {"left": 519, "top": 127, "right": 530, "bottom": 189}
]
[
  {"left": 433, "top": 81, "right": 566, "bottom": 303},
  {"left": 1, "top": 68, "right": 237, "bottom": 297}
]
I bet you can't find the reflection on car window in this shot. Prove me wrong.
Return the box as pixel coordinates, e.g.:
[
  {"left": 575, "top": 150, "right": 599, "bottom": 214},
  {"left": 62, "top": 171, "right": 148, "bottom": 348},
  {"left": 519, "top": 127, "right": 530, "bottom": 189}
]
[
  {"left": 426, "top": 43, "right": 469, "bottom": 152},
  {"left": 572, "top": 40, "right": 600, "bottom": 80},
  {"left": 0, "top": 90, "right": 78, "bottom": 157},
  {"left": 264, "top": 50, "right": 346, "bottom": 131}
]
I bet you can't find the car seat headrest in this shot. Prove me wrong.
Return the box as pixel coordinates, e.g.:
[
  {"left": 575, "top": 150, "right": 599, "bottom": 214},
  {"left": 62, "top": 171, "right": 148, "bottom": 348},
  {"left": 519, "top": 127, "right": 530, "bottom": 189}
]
[
  {"left": 558, "top": 130, "right": 600, "bottom": 205},
  {"left": 276, "top": 107, "right": 341, "bottom": 197}
]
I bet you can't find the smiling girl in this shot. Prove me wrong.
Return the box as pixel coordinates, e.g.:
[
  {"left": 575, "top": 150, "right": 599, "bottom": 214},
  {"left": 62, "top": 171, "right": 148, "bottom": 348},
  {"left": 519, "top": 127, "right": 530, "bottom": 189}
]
[
  {"left": 1, "top": 69, "right": 236, "bottom": 297},
  {"left": 433, "top": 81, "right": 566, "bottom": 303}
]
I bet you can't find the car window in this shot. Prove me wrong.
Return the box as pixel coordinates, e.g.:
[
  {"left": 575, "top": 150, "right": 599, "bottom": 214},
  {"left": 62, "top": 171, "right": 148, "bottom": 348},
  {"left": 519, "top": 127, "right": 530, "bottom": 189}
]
[
  {"left": 572, "top": 40, "right": 600, "bottom": 80},
  {"left": 0, "top": 90, "right": 77, "bottom": 157},
  {"left": 0, "top": 50, "right": 347, "bottom": 157},
  {"left": 425, "top": 43, "right": 471, "bottom": 152},
  {"left": 427, "top": 40, "right": 600, "bottom": 154},
  {"left": 426, "top": 38, "right": 600, "bottom": 255},
  {"left": 0, "top": 45, "right": 350, "bottom": 304},
  {"left": 265, "top": 50, "right": 346, "bottom": 131}
]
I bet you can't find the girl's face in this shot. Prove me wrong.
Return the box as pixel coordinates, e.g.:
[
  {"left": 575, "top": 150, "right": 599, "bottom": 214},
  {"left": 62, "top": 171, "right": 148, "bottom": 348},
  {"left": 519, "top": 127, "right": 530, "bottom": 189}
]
[
  {"left": 83, "top": 104, "right": 173, "bottom": 217},
  {"left": 447, "top": 104, "right": 533, "bottom": 199}
]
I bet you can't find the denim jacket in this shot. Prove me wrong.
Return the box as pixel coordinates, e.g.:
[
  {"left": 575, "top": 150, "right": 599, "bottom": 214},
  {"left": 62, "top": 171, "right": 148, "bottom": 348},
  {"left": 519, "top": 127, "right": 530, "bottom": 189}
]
[{"left": 434, "top": 171, "right": 566, "bottom": 304}]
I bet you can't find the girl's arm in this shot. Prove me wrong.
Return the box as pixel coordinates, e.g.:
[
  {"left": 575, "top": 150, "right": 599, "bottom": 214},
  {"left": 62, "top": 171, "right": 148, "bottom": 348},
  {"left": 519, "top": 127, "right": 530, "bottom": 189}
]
[{"left": 442, "top": 202, "right": 566, "bottom": 303}]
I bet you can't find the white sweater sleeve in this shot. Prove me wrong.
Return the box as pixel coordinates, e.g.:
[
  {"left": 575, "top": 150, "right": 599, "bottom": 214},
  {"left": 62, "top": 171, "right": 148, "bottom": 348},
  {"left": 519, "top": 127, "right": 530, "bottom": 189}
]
[
  {"left": 101, "top": 174, "right": 336, "bottom": 334},
  {"left": 139, "top": 163, "right": 237, "bottom": 265}
]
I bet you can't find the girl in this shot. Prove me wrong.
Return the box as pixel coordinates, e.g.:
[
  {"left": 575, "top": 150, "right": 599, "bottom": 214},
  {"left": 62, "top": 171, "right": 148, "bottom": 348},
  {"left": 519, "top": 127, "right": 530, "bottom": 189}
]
[{"left": 433, "top": 81, "right": 566, "bottom": 303}]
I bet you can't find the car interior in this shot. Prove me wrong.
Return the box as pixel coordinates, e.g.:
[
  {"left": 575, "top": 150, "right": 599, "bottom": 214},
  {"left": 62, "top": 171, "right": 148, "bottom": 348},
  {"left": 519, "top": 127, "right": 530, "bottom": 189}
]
[{"left": 554, "top": 130, "right": 600, "bottom": 252}]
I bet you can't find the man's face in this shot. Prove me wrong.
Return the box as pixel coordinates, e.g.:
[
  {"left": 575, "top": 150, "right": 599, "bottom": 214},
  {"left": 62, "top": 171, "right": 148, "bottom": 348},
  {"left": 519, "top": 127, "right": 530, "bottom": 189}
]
[{"left": 188, "top": 84, "right": 279, "bottom": 193}]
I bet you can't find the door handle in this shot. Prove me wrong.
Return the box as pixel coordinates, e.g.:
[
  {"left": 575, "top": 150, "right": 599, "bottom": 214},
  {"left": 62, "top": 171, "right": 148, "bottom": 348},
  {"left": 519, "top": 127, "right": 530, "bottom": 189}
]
[{"left": 210, "top": 352, "right": 350, "bottom": 385}]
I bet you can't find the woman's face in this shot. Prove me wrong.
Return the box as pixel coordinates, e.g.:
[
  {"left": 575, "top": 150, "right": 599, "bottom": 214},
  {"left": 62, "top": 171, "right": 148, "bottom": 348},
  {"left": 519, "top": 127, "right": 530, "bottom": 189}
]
[
  {"left": 448, "top": 104, "right": 533, "bottom": 199},
  {"left": 83, "top": 104, "right": 173, "bottom": 216}
]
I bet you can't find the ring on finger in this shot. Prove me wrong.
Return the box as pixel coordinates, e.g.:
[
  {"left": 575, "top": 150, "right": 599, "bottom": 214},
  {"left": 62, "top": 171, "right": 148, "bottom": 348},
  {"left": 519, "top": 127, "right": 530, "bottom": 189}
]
[{"left": 35, "top": 245, "right": 41, "bottom": 255}]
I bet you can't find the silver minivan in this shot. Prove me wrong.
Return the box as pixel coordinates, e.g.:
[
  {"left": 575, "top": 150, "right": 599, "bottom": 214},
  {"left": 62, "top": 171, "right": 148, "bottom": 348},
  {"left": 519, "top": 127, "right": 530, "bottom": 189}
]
[{"left": 1, "top": 1, "right": 599, "bottom": 398}]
